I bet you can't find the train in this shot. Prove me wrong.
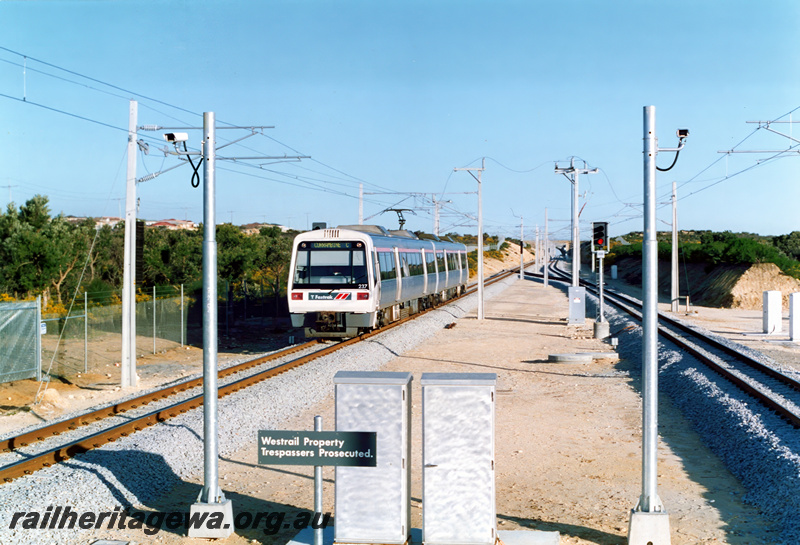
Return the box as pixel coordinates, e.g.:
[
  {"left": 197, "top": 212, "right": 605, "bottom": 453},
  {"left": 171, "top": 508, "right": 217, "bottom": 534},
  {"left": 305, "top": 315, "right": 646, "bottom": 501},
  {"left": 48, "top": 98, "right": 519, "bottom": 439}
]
[{"left": 287, "top": 225, "right": 469, "bottom": 338}]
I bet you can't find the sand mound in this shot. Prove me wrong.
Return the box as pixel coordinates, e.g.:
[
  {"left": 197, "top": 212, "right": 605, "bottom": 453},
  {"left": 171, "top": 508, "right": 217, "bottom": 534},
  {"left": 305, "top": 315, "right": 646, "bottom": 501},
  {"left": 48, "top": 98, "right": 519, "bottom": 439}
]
[
  {"left": 33, "top": 387, "right": 70, "bottom": 418},
  {"left": 729, "top": 263, "right": 800, "bottom": 309}
]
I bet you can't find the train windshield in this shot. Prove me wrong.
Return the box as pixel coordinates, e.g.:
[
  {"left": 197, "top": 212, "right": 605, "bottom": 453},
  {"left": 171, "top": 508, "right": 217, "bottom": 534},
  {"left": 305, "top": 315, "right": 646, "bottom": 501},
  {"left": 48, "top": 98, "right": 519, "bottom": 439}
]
[{"left": 293, "top": 241, "right": 368, "bottom": 288}]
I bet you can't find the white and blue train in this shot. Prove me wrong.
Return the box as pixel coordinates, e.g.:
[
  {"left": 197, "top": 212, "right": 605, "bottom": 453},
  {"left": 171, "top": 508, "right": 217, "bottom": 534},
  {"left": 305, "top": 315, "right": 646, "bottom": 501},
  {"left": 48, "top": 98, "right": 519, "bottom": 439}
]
[{"left": 287, "top": 225, "right": 469, "bottom": 338}]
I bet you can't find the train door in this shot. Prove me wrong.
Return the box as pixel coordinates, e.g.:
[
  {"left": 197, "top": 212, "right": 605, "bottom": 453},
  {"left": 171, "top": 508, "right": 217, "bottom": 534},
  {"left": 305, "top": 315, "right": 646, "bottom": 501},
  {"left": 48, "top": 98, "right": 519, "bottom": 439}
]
[
  {"left": 427, "top": 245, "right": 438, "bottom": 294},
  {"left": 377, "top": 249, "right": 399, "bottom": 307},
  {"left": 393, "top": 247, "right": 403, "bottom": 302},
  {"left": 422, "top": 249, "right": 428, "bottom": 294},
  {"left": 443, "top": 250, "right": 450, "bottom": 288},
  {"left": 373, "top": 250, "right": 381, "bottom": 303}
]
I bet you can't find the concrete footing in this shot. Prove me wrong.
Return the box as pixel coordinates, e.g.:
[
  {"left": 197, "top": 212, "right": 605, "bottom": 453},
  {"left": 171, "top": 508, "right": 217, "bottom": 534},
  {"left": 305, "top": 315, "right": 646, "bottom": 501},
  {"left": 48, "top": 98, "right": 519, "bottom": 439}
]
[
  {"left": 627, "top": 510, "right": 671, "bottom": 545},
  {"left": 547, "top": 352, "right": 619, "bottom": 363},
  {"left": 187, "top": 499, "right": 234, "bottom": 538},
  {"left": 593, "top": 320, "right": 610, "bottom": 339}
]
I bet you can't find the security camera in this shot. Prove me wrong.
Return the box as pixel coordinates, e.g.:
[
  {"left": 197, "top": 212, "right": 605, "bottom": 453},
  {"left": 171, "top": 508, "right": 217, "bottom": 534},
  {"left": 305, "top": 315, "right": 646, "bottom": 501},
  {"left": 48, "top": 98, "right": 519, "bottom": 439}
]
[
  {"left": 163, "top": 132, "right": 189, "bottom": 143},
  {"left": 677, "top": 129, "right": 689, "bottom": 139}
]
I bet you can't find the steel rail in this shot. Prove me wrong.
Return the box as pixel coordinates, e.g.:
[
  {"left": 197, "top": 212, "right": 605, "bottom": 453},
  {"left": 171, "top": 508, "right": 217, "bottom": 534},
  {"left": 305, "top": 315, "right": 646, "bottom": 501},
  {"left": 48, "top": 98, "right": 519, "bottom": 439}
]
[
  {"left": 0, "top": 267, "right": 520, "bottom": 483},
  {"left": 538, "top": 263, "right": 800, "bottom": 429},
  {"left": 0, "top": 340, "right": 319, "bottom": 453}
]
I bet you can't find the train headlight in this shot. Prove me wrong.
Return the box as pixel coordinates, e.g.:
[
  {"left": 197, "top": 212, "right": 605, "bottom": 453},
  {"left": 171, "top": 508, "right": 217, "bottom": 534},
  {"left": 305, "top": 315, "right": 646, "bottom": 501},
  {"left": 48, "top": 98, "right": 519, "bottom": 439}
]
[
  {"left": 357, "top": 293, "right": 369, "bottom": 300},
  {"left": 291, "top": 292, "right": 303, "bottom": 300}
]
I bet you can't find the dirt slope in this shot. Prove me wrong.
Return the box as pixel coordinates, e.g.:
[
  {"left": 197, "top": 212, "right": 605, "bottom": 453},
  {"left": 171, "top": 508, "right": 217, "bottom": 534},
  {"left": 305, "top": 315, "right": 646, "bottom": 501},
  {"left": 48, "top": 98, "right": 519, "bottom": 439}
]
[{"left": 611, "top": 258, "right": 800, "bottom": 309}]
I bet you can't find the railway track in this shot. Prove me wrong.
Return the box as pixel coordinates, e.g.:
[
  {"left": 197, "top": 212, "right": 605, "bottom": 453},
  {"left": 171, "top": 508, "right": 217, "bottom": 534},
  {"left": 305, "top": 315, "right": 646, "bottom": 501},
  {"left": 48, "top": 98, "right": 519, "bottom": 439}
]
[
  {"left": 0, "top": 266, "right": 519, "bottom": 483},
  {"left": 539, "top": 262, "right": 800, "bottom": 429}
]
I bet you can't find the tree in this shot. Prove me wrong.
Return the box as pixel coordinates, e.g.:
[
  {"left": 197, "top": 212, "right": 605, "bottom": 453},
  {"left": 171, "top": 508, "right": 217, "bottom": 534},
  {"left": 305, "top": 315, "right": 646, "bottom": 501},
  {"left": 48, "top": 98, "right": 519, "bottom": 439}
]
[
  {"left": 217, "top": 223, "right": 258, "bottom": 282},
  {"left": 254, "top": 226, "right": 292, "bottom": 316},
  {"left": 773, "top": 231, "right": 800, "bottom": 260},
  {"left": 46, "top": 216, "right": 92, "bottom": 305},
  {"left": 142, "top": 226, "right": 202, "bottom": 287},
  {"left": 90, "top": 223, "right": 125, "bottom": 287},
  {"left": 19, "top": 194, "right": 51, "bottom": 230}
]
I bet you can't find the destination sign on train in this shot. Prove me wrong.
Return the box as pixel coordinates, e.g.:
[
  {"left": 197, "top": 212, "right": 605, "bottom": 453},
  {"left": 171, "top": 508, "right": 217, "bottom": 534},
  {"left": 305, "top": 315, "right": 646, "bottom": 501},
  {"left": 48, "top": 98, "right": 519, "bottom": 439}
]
[
  {"left": 309, "top": 242, "right": 354, "bottom": 249},
  {"left": 258, "top": 430, "right": 377, "bottom": 466}
]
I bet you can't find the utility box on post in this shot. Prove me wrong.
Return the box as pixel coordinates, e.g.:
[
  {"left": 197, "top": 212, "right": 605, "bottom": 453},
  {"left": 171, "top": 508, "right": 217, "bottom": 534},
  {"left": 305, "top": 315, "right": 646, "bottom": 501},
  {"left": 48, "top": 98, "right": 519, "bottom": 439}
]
[
  {"left": 334, "top": 371, "right": 412, "bottom": 545},
  {"left": 568, "top": 286, "right": 586, "bottom": 325},
  {"left": 421, "top": 373, "right": 496, "bottom": 545}
]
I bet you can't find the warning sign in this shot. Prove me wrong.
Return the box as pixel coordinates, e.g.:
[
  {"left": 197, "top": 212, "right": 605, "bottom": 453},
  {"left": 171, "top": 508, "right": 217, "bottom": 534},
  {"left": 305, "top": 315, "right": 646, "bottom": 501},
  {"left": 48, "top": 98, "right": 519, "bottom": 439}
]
[{"left": 258, "top": 430, "right": 376, "bottom": 466}]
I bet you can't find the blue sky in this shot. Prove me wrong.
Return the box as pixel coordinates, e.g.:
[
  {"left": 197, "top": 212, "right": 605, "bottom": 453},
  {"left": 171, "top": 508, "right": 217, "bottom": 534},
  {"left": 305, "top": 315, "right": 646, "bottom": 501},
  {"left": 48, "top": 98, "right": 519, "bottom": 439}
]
[{"left": 1, "top": 1, "right": 798, "bottom": 241}]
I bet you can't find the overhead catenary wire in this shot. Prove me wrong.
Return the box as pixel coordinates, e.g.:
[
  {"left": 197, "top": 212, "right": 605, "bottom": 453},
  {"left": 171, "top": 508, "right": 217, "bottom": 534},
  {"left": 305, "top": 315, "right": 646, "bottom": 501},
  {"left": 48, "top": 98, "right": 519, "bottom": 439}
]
[{"left": 0, "top": 46, "right": 398, "bottom": 201}]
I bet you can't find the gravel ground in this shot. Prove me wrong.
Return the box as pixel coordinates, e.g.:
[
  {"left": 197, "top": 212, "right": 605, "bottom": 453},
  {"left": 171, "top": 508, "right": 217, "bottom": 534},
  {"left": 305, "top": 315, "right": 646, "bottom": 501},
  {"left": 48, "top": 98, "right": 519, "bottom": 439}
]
[
  {"left": 0, "top": 343, "right": 326, "bottom": 468},
  {"left": 0, "top": 277, "right": 517, "bottom": 545},
  {"left": 3, "top": 271, "right": 797, "bottom": 544}
]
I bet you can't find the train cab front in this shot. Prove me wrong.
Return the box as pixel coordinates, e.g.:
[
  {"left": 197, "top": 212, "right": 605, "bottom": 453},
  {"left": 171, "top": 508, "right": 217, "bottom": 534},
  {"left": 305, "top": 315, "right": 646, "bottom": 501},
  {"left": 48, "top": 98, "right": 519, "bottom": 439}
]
[{"left": 287, "top": 238, "right": 377, "bottom": 338}]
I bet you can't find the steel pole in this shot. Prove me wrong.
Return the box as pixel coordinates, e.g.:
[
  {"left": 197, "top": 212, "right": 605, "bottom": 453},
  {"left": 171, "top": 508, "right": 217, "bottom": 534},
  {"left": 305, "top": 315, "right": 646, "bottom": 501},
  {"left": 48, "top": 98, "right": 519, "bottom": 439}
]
[
  {"left": 598, "top": 253, "right": 605, "bottom": 322},
  {"left": 640, "top": 105, "right": 663, "bottom": 513},
  {"left": 519, "top": 216, "right": 524, "bottom": 279},
  {"left": 671, "top": 182, "right": 679, "bottom": 313},
  {"left": 477, "top": 160, "right": 484, "bottom": 320},
  {"left": 181, "top": 284, "right": 185, "bottom": 347},
  {"left": 84, "top": 291, "right": 88, "bottom": 373},
  {"left": 121, "top": 99, "right": 138, "bottom": 388},
  {"left": 544, "top": 208, "right": 549, "bottom": 287},
  {"left": 571, "top": 170, "right": 579, "bottom": 287},
  {"left": 201, "top": 111, "right": 223, "bottom": 505},
  {"left": 314, "top": 415, "right": 323, "bottom": 545}
]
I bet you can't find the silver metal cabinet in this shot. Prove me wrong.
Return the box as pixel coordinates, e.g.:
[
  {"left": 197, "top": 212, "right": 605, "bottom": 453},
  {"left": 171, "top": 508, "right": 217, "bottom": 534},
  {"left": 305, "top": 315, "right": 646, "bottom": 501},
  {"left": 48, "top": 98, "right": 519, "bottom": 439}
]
[
  {"left": 334, "top": 371, "right": 412, "bottom": 544},
  {"left": 422, "top": 373, "right": 497, "bottom": 545}
]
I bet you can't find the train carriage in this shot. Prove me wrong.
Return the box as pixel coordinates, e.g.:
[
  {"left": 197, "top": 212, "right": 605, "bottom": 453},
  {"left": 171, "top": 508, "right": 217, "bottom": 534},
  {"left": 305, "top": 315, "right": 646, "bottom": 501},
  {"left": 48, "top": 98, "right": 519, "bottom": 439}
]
[{"left": 287, "top": 225, "right": 468, "bottom": 338}]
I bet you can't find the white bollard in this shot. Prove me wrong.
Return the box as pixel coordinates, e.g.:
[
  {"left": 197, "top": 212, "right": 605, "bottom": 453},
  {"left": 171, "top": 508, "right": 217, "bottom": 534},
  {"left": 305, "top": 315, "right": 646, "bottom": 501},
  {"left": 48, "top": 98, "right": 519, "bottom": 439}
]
[
  {"left": 763, "top": 290, "right": 782, "bottom": 335},
  {"left": 790, "top": 292, "right": 800, "bottom": 342},
  {"left": 611, "top": 264, "right": 618, "bottom": 280}
]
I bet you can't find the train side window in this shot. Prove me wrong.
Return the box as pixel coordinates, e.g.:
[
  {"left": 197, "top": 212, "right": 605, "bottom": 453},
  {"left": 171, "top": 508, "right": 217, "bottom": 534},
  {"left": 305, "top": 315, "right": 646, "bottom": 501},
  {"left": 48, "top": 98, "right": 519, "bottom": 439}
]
[
  {"left": 378, "top": 252, "right": 396, "bottom": 280},
  {"left": 436, "top": 251, "right": 445, "bottom": 272},
  {"left": 425, "top": 249, "right": 436, "bottom": 274},
  {"left": 408, "top": 252, "right": 424, "bottom": 276}
]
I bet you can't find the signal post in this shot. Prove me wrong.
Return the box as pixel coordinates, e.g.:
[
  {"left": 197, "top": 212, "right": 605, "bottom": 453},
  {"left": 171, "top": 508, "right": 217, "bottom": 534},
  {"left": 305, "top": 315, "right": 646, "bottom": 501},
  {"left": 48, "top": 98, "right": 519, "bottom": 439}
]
[{"left": 592, "top": 222, "right": 609, "bottom": 339}]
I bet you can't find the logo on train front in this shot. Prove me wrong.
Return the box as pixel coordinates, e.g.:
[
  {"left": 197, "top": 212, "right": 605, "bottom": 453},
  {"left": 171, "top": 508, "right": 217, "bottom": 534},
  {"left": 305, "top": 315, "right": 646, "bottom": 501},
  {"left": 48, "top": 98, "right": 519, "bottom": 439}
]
[{"left": 309, "top": 293, "right": 351, "bottom": 301}]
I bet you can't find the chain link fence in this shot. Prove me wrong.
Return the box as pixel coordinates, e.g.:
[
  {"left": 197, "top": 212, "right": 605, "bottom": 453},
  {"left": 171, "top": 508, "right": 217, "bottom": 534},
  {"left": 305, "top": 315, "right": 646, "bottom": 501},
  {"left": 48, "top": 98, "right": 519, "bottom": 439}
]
[
  {"left": 3, "top": 280, "right": 289, "bottom": 382},
  {"left": 40, "top": 286, "right": 188, "bottom": 378}
]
